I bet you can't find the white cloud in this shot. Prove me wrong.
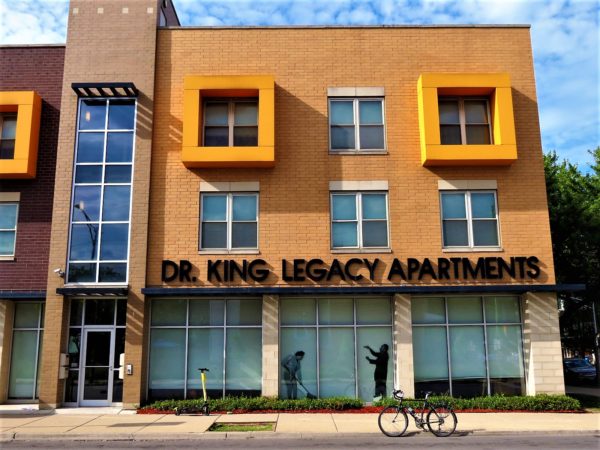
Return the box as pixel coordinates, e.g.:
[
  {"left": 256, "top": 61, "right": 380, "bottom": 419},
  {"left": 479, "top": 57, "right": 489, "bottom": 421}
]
[
  {"left": 0, "top": 0, "right": 597, "bottom": 168},
  {"left": 0, "top": 0, "right": 68, "bottom": 44}
]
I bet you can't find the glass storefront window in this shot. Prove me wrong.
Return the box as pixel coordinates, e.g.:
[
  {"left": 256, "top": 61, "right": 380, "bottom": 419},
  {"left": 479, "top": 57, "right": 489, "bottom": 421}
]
[
  {"left": 411, "top": 295, "right": 524, "bottom": 397},
  {"left": 8, "top": 302, "right": 44, "bottom": 400},
  {"left": 280, "top": 297, "right": 393, "bottom": 401},
  {"left": 148, "top": 298, "right": 262, "bottom": 401}
]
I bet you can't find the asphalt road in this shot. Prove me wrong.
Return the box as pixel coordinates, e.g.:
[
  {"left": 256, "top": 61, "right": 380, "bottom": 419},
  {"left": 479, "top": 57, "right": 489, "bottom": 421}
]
[{"left": 2, "top": 433, "right": 598, "bottom": 450}]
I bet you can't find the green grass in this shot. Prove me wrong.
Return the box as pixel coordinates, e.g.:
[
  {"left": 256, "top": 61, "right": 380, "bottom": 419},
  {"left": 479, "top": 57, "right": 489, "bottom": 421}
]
[{"left": 209, "top": 422, "right": 274, "bottom": 432}]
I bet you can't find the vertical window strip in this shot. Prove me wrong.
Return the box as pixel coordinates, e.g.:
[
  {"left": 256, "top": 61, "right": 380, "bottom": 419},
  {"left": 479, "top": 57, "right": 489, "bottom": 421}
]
[
  {"left": 67, "top": 98, "right": 136, "bottom": 283},
  {"left": 8, "top": 302, "right": 44, "bottom": 400}
]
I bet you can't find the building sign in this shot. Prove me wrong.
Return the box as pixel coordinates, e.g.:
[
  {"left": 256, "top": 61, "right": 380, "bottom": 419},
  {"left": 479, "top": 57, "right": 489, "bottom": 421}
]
[{"left": 161, "top": 256, "right": 541, "bottom": 283}]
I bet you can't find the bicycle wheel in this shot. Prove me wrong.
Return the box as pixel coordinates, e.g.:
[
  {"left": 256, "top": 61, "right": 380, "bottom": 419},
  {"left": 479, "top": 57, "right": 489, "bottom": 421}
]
[
  {"left": 378, "top": 406, "right": 408, "bottom": 437},
  {"left": 426, "top": 405, "right": 457, "bottom": 437}
]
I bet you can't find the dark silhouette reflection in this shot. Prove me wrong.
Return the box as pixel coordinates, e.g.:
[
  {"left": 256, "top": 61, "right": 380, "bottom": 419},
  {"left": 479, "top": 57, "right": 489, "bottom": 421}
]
[
  {"left": 365, "top": 344, "right": 389, "bottom": 398},
  {"left": 282, "top": 350, "right": 305, "bottom": 399}
]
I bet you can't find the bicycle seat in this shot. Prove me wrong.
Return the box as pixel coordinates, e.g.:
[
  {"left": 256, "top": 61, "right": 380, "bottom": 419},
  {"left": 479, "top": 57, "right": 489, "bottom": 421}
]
[
  {"left": 198, "top": 367, "right": 210, "bottom": 372},
  {"left": 392, "top": 389, "right": 404, "bottom": 400}
]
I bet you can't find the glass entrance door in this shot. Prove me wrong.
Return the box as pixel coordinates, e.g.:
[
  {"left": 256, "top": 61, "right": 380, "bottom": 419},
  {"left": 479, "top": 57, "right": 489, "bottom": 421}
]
[{"left": 80, "top": 329, "right": 114, "bottom": 406}]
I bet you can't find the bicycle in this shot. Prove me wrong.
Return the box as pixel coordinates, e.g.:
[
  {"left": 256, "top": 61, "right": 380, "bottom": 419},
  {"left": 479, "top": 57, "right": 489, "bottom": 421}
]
[
  {"left": 174, "top": 368, "right": 210, "bottom": 416},
  {"left": 378, "top": 389, "right": 457, "bottom": 437}
]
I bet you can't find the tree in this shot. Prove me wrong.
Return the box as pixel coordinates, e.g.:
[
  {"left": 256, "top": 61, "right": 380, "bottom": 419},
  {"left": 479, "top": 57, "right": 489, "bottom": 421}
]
[{"left": 544, "top": 148, "right": 600, "bottom": 381}]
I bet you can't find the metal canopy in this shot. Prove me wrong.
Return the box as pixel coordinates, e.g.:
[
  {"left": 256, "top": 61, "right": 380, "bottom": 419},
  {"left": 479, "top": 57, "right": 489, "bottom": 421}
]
[
  {"left": 71, "top": 82, "right": 138, "bottom": 98},
  {"left": 56, "top": 287, "right": 129, "bottom": 297}
]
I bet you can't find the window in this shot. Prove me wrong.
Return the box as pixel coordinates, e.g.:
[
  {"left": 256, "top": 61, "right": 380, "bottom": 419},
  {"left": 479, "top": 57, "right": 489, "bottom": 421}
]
[
  {"left": 280, "top": 297, "right": 393, "bottom": 400},
  {"left": 8, "top": 302, "right": 44, "bottom": 399},
  {"left": 440, "top": 190, "right": 499, "bottom": 249},
  {"left": 200, "top": 193, "right": 258, "bottom": 251},
  {"left": 331, "top": 192, "right": 389, "bottom": 249},
  {"left": 0, "top": 114, "right": 17, "bottom": 159},
  {"left": 412, "top": 296, "right": 524, "bottom": 397},
  {"left": 439, "top": 98, "right": 491, "bottom": 145},
  {"left": 67, "top": 98, "right": 136, "bottom": 283},
  {"left": 203, "top": 100, "right": 258, "bottom": 147},
  {"left": 329, "top": 98, "right": 385, "bottom": 151},
  {"left": 0, "top": 201, "right": 19, "bottom": 256},
  {"left": 148, "top": 298, "right": 262, "bottom": 400}
]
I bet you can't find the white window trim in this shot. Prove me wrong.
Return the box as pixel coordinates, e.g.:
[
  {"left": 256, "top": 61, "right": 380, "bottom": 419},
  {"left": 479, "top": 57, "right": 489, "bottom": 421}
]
[
  {"left": 202, "top": 98, "right": 258, "bottom": 147},
  {"left": 439, "top": 97, "right": 493, "bottom": 145},
  {"left": 328, "top": 97, "right": 386, "bottom": 153},
  {"left": 199, "top": 192, "right": 259, "bottom": 253},
  {"left": 330, "top": 191, "right": 390, "bottom": 251},
  {"left": 439, "top": 190, "right": 502, "bottom": 252},
  {"left": 65, "top": 97, "right": 137, "bottom": 286},
  {"left": 0, "top": 200, "right": 19, "bottom": 259}
]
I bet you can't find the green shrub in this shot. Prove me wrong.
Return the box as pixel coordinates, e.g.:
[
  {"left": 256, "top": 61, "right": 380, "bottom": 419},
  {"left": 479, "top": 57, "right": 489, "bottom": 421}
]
[
  {"left": 142, "top": 396, "right": 363, "bottom": 412},
  {"left": 373, "top": 394, "right": 581, "bottom": 411},
  {"left": 141, "top": 394, "right": 580, "bottom": 413}
]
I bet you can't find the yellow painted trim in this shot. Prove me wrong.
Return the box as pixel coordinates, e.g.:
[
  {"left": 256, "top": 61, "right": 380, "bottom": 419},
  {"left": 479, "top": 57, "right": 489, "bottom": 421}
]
[
  {"left": 417, "top": 73, "right": 517, "bottom": 166},
  {"left": 182, "top": 75, "right": 275, "bottom": 168},
  {"left": 0, "top": 91, "right": 41, "bottom": 178}
]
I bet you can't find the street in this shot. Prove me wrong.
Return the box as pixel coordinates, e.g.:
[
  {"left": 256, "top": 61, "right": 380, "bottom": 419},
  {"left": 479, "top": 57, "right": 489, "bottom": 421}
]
[{"left": 2, "top": 433, "right": 598, "bottom": 450}]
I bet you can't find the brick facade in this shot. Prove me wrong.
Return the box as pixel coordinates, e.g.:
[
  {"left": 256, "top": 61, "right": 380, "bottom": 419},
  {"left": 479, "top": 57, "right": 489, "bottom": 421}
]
[
  {"left": 0, "top": 46, "right": 65, "bottom": 291},
  {"left": 147, "top": 27, "right": 555, "bottom": 288}
]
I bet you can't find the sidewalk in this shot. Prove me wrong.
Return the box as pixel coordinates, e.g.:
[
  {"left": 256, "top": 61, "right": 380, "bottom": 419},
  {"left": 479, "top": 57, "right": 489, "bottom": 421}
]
[{"left": 1, "top": 410, "right": 598, "bottom": 441}]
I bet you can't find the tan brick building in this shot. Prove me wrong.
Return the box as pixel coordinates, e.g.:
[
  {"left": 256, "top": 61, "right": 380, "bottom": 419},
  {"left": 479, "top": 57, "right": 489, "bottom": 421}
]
[{"left": 0, "top": 0, "right": 580, "bottom": 409}]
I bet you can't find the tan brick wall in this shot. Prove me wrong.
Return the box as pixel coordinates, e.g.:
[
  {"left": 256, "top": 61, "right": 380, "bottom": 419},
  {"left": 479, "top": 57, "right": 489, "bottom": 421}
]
[
  {"left": 522, "top": 291, "right": 565, "bottom": 395},
  {"left": 40, "top": 0, "right": 159, "bottom": 408},
  {"left": 147, "top": 27, "right": 555, "bottom": 288}
]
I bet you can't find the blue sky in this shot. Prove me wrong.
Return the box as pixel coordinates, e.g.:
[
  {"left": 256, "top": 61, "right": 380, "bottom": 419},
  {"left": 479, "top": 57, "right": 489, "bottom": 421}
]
[{"left": 1, "top": 0, "right": 598, "bottom": 170}]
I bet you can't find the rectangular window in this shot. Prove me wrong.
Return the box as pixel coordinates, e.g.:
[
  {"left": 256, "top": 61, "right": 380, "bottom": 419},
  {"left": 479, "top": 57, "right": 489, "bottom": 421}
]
[
  {"left": 8, "top": 302, "right": 44, "bottom": 400},
  {"left": 67, "top": 98, "right": 136, "bottom": 284},
  {"left": 280, "top": 297, "right": 393, "bottom": 401},
  {"left": 0, "top": 201, "right": 19, "bottom": 256},
  {"left": 439, "top": 97, "right": 491, "bottom": 145},
  {"left": 412, "top": 295, "right": 524, "bottom": 397},
  {"left": 200, "top": 193, "right": 258, "bottom": 251},
  {"left": 0, "top": 114, "right": 17, "bottom": 159},
  {"left": 440, "top": 190, "right": 499, "bottom": 249},
  {"left": 329, "top": 98, "right": 385, "bottom": 151},
  {"left": 203, "top": 99, "right": 258, "bottom": 147},
  {"left": 148, "top": 298, "right": 262, "bottom": 400},
  {"left": 331, "top": 192, "right": 388, "bottom": 249}
]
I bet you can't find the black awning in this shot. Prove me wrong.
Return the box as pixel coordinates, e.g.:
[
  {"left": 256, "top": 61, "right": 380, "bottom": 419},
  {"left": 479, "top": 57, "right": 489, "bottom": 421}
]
[
  {"left": 71, "top": 82, "right": 138, "bottom": 98},
  {"left": 141, "top": 283, "right": 585, "bottom": 297},
  {"left": 57, "top": 287, "right": 129, "bottom": 297},
  {"left": 0, "top": 290, "right": 46, "bottom": 299}
]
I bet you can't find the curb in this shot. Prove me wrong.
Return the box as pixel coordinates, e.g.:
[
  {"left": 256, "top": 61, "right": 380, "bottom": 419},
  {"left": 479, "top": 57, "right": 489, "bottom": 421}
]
[{"left": 2, "top": 430, "right": 598, "bottom": 441}]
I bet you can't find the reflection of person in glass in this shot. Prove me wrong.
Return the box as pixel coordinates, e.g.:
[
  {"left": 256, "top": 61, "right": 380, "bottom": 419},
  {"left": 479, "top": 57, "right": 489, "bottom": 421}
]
[
  {"left": 282, "top": 350, "right": 305, "bottom": 399},
  {"left": 364, "top": 344, "right": 389, "bottom": 398}
]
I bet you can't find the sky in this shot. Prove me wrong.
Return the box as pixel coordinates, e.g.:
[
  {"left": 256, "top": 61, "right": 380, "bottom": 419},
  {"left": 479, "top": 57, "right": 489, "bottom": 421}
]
[{"left": 0, "top": 0, "right": 598, "bottom": 170}]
